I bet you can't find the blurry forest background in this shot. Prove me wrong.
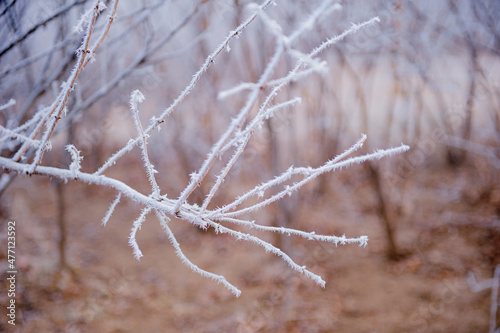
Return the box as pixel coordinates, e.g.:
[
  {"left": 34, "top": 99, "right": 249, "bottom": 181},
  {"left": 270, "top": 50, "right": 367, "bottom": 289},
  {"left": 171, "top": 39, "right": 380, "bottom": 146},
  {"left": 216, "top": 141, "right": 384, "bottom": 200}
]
[{"left": 0, "top": 0, "right": 499, "bottom": 332}]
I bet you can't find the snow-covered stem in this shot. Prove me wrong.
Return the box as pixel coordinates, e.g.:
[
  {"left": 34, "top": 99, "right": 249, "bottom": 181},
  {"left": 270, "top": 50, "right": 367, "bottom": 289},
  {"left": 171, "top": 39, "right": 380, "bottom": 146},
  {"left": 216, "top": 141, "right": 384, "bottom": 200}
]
[
  {"left": 102, "top": 192, "right": 122, "bottom": 226},
  {"left": 173, "top": 4, "right": 370, "bottom": 214},
  {"left": 67, "top": 0, "right": 192, "bottom": 120},
  {"left": 129, "top": 90, "right": 161, "bottom": 199},
  {"left": 255, "top": 16, "right": 380, "bottom": 125},
  {"left": 95, "top": 0, "right": 276, "bottom": 176},
  {"left": 215, "top": 216, "right": 368, "bottom": 247},
  {"left": 212, "top": 135, "right": 367, "bottom": 216},
  {"left": 0, "top": 99, "right": 16, "bottom": 111},
  {"left": 245, "top": 144, "right": 406, "bottom": 217},
  {"left": 129, "top": 207, "right": 152, "bottom": 260},
  {"left": 217, "top": 82, "right": 258, "bottom": 100},
  {"left": 0, "top": 125, "right": 41, "bottom": 148},
  {"left": 0, "top": 135, "right": 382, "bottom": 293},
  {"left": 173, "top": 40, "right": 287, "bottom": 214},
  {"left": 287, "top": 1, "right": 341, "bottom": 45},
  {"left": 264, "top": 97, "right": 302, "bottom": 119},
  {"left": 155, "top": 210, "right": 241, "bottom": 297},
  {"left": 265, "top": 58, "right": 328, "bottom": 87},
  {"left": 0, "top": 156, "right": 179, "bottom": 214},
  {"left": 201, "top": 97, "right": 302, "bottom": 214},
  {"left": 83, "top": 0, "right": 118, "bottom": 67},
  {"left": 198, "top": 214, "right": 327, "bottom": 287},
  {"left": 219, "top": 17, "right": 378, "bottom": 158},
  {"left": 26, "top": 1, "right": 103, "bottom": 171},
  {"left": 200, "top": 134, "right": 251, "bottom": 214},
  {"left": 4, "top": 0, "right": 117, "bottom": 170},
  {"left": 177, "top": 204, "right": 329, "bottom": 287},
  {"left": 217, "top": 55, "right": 327, "bottom": 101},
  {"left": 219, "top": 96, "right": 303, "bottom": 156},
  {"left": 311, "top": 17, "right": 380, "bottom": 58},
  {"left": 15, "top": 0, "right": 116, "bottom": 173},
  {"left": 214, "top": 143, "right": 409, "bottom": 218},
  {"left": 66, "top": 144, "right": 83, "bottom": 176},
  {"left": 10, "top": 107, "right": 50, "bottom": 162}
]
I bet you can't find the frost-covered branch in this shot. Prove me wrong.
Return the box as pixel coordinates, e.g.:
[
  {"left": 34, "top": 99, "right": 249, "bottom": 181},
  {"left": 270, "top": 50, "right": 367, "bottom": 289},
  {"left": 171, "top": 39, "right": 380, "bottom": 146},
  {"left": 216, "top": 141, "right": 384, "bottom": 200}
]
[
  {"left": 129, "top": 90, "right": 161, "bottom": 199},
  {"left": 66, "top": 144, "right": 83, "bottom": 176},
  {"left": 129, "top": 207, "right": 152, "bottom": 260},
  {"left": 95, "top": 0, "right": 277, "bottom": 176},
  {"left": 12, "top": 0, "right": 116, "bottom": 172},
  {"left": 467, "top": 265, "right": 500, "bottom": 333},
  {"left": 210, "top": 139, "right": 409, "bottom": 218},
  {"left": 102, "top": 192, "right": 122, "bottom": 226},
  {"left": 173, "top": 6, "right": 376, "bottom": 215},
  {"left": 155, "top": 210, "right": 241, "bottom": 296},
  {"left": 0, "top": 0, "right": 411, "bottom": 297},
  {"left": 0, "top": 98, "right": 16, "bottom": 111},
  {"left": 66, "top": 0, "right": 198, "bottom": 120}
]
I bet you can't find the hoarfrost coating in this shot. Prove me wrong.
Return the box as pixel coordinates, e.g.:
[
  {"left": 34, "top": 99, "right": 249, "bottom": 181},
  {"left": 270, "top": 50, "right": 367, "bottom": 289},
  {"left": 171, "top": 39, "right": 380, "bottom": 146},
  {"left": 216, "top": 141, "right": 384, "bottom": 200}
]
[{"left": 0, "top": 0, "right": 409, "bottom": 296}]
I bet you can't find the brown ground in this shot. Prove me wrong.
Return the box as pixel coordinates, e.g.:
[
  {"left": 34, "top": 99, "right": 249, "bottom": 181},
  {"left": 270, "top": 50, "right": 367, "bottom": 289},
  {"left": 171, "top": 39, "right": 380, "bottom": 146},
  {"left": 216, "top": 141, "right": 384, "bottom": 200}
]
[{"left": 1, "top": 154, "right": 499, "bottom": 333}]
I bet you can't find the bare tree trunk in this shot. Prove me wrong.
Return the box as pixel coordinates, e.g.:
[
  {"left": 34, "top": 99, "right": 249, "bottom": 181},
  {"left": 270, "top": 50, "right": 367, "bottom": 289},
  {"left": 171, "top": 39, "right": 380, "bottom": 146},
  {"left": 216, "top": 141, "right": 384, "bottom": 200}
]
[
  {"left": 338, "top": 49, "right": 401, "bottom": 260},
  {"left": 54, "top": 180, "right": 79, "bottom": 282},
  {"left": 366, "top": 162, "right": 400, "bottom": 260},
  {"left": 314, "top": 79, "right": 342, "bottom": 198},
  {"left": 266, "top": 118, "right": 294, "bottom": 250},
  {"left": 457, "top": 41, "right": 478, "bottom": 163}
]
